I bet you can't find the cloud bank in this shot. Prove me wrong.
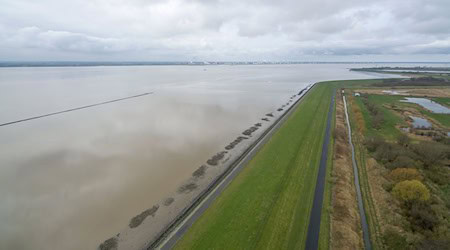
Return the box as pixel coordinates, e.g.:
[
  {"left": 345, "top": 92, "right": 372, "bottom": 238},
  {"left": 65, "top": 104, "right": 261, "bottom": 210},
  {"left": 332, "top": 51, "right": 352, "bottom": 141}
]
[{"left": 0, "top": 0, "right": 449, "bottom": 61}]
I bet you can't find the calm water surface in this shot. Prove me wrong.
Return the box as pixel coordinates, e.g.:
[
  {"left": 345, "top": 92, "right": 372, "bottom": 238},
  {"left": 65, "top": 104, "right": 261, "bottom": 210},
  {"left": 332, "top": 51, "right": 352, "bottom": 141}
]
[
  {"left": 402, "top": 97, "right": 450, "bottom": 114},
  {"left": 0, "top": 64, "right": 423, "bottom": 249},
  {"left": 410, "top": 116, "right": 432, "bottom": 128}
]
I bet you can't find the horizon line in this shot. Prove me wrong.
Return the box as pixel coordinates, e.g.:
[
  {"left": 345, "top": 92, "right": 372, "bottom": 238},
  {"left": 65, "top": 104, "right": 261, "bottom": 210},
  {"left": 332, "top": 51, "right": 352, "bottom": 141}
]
[{"left": 1, "top": 61, "right": 449, "bottom": 68}]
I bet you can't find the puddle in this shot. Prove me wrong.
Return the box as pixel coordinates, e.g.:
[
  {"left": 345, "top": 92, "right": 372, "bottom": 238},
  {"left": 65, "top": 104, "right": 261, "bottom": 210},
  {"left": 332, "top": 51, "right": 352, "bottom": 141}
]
[
  {"left": 401, "top": 97, "right": 450, "bottom": 114},
  {"left": 410, "top": 116, "right": 432, "bottom": 129}
]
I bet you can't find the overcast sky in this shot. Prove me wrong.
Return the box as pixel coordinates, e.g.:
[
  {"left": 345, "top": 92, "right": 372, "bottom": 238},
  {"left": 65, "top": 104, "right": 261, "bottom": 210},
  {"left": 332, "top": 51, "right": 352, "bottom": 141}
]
[{"left": 1, "top": 0, "right": 449, "bottom": 61}]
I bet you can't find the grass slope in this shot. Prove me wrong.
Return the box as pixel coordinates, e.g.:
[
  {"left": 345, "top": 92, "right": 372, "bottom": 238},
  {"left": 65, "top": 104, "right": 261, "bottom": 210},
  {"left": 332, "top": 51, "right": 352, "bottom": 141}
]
[{"left": 174, "top": 83, "right": 333, "bottom": 249}]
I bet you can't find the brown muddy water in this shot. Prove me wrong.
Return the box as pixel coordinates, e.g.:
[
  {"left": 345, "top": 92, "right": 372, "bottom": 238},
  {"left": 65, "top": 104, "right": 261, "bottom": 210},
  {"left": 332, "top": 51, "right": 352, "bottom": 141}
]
[{"left": 0, "top": 64, "right": 413, "bottom": 249}]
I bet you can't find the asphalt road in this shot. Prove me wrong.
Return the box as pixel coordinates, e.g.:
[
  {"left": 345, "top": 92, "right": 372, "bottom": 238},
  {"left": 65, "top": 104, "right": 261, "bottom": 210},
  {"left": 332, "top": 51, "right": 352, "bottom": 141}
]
[
  {"left": 151, "top": 84, "right": 314, "bottom": 250},
  {"left": 304, "top": 89, "right": 335, "bottom": 250}
]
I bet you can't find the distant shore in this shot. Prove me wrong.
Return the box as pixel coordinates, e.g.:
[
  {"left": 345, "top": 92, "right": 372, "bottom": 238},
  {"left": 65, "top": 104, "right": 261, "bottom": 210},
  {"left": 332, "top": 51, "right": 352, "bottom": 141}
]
[{"left": 1, "top": 61, "right": 449, "bottom": 68}]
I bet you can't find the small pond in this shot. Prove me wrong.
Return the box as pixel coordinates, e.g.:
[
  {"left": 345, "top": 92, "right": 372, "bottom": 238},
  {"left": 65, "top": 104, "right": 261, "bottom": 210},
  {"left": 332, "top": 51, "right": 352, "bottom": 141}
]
[
  {"left": 401, "top": 97, "right": 450, "bottom": 114},
  {"left": 410, "top": 116, "right": 432, "bottom": 129}
]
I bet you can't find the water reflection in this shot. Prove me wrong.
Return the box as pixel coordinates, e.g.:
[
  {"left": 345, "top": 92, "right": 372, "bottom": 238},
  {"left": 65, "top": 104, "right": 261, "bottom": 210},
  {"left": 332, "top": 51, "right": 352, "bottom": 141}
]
[
  {"left": 401, "top": 97, "right": 450, "bottom": 114},
  {"left": 410, "top": 116, "right": 432, "bottom": 129}
]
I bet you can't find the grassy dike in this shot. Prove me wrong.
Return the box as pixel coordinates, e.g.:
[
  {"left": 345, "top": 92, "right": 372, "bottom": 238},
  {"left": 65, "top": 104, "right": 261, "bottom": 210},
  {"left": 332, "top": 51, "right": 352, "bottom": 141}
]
[{"left": 174, "top": 82, "right": 334, "bottom": 249}]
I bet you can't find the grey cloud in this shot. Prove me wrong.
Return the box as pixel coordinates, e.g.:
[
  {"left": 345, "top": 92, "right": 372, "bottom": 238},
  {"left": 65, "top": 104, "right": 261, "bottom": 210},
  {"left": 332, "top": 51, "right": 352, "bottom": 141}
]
[
  {"left": 0, "top": 0, "right": 449, "bottom": 61},
  {"left": 2, "top": 27, "right": 142, "bottom": 53}
]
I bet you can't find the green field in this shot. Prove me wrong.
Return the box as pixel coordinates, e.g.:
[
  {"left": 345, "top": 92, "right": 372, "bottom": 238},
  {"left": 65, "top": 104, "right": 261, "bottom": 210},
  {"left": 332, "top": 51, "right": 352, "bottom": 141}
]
[
  {"left": 353, "top": 93, "right": 450, "bottom": 130},
  {"left": 353, "top": 94, "right": 406, "bottom": 139},
  {"left": 174, "top": 82, "right": 334, "bottom": 249}
]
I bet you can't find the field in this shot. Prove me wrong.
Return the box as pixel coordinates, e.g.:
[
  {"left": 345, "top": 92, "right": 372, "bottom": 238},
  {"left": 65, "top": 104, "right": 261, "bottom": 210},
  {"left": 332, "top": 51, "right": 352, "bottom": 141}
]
[
  {"left": 352, "top": 92, "right": 450, "bottom": 129},
  {"left": 174, "top": 82, "right": 334, "bottom": 249},
  {"left": 344, "top": 78, "right": 450, "bottom": 249}
]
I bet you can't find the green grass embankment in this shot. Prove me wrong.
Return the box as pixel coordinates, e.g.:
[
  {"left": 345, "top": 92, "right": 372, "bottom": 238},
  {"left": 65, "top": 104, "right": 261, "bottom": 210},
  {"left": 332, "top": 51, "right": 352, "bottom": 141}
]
[{"left": 175, "top": 82, "right": 334, "bottom": 249}]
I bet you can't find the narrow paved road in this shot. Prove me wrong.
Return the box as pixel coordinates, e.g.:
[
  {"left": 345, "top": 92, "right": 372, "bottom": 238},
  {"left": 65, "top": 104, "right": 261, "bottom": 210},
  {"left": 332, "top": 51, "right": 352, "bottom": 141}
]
[
  {"left": 343, "top": 95, "right": 372, "bottom": 250},
  {"left": 305, "top": 89, "right": 335, "bottom": 250},
  {"left": 151, "top": 85, "right": 314, "bottom": 250}
]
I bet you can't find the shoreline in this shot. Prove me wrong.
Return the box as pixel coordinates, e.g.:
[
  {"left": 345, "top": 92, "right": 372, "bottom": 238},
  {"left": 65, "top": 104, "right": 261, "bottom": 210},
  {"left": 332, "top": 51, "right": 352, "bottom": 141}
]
[{"left": 98, "top": 84, "right": 314, "bottom": 250}]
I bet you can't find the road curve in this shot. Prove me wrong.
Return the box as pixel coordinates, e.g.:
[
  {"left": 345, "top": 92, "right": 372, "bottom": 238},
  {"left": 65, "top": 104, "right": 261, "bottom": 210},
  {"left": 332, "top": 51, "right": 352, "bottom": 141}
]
[
  {"left": 151, "top": 84, "right": 315, "bottom": 250},
  {"left": 304, "top": 88, "right": 335, "bottom": 250}
]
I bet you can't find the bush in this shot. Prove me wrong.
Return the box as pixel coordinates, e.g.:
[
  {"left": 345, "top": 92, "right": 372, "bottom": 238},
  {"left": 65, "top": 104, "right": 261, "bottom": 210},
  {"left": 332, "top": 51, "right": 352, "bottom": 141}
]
[
  {"left": 425, "top": 166, "right": 449, "bottom": 186},
  {"left": 382, "top": 182, "right": 395, "bottom": 192},
  {"left": 364, "top": 136, "right": 385, "bottom": 152},
  {"left": 407, "top": 203, "right": 440, "bottom": 232},
  {"left": 412, "top": 142, "right": 449, "bottom": 168},
  {"left": 373, "top": 113, "right": 385, "bottom": 129},
  {"left": 389, "top": 168, "right": 423, "bottom": 182},
  {"left": 365, "top": 136, "right": 419, "bottom": 168},
  {"left": 392, "top": 180, "right": 430, "bottom": 203},
  {"left": 361, "top": 98, "right": 385, "bottom": 129},
  {"left": 397, "top": 133, "right": 410, "bottom": 147},
  {"left": 375, "top": 143, "right": 398, "bottom": 163},
  {"left": 416, "top": 238, "right": 450, "bottom": 250},
  {"left": 386, "top": 155, "right": 417, "bottom": 170},
  {"left": 382, "top": 227, "right": 408, "bottom": 250}
]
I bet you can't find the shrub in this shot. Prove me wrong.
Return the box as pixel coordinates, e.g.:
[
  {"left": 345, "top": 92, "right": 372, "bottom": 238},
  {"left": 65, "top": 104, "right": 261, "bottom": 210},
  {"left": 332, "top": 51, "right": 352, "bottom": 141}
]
[
  {"left": 407, "top": 203, "right": 439, "bottom": 232},
  {"left": 382, "top": 227, "right": 408, "bottom": 250},
  {"left": 364, "top": 135, "right": 385, "bottom": 152},
  {"left": 426, "top": 166, "right": 449, "bottom": 186},
  {"left": 392, "top": 180, "right": 430, "bottom": 203},
  {"left": 372, "top": 113, "right": 385, "bottom": 129},
  {"left": 389, "top": 168, "right": 422, "bottom": 182},
  {"left": 361, "top": 97, "right": 384, "bottom": 129},
  {"left": 412, "top": 142, "right": 449, "bottom": 168},
  {"left": 386, "top": 155, "right": 417, "bottom": 170},
  {"left": 382, "top": 182, "right": 395, "bottom": 192},
  {"left": 397, "top": 133, "right": 410, "bottom": 147},
  {"left": 375, "top": 143, "right": 397, "bottom": 163},
  {"left": 416, "top": 238, "right": 450, "bottom": 250}
]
